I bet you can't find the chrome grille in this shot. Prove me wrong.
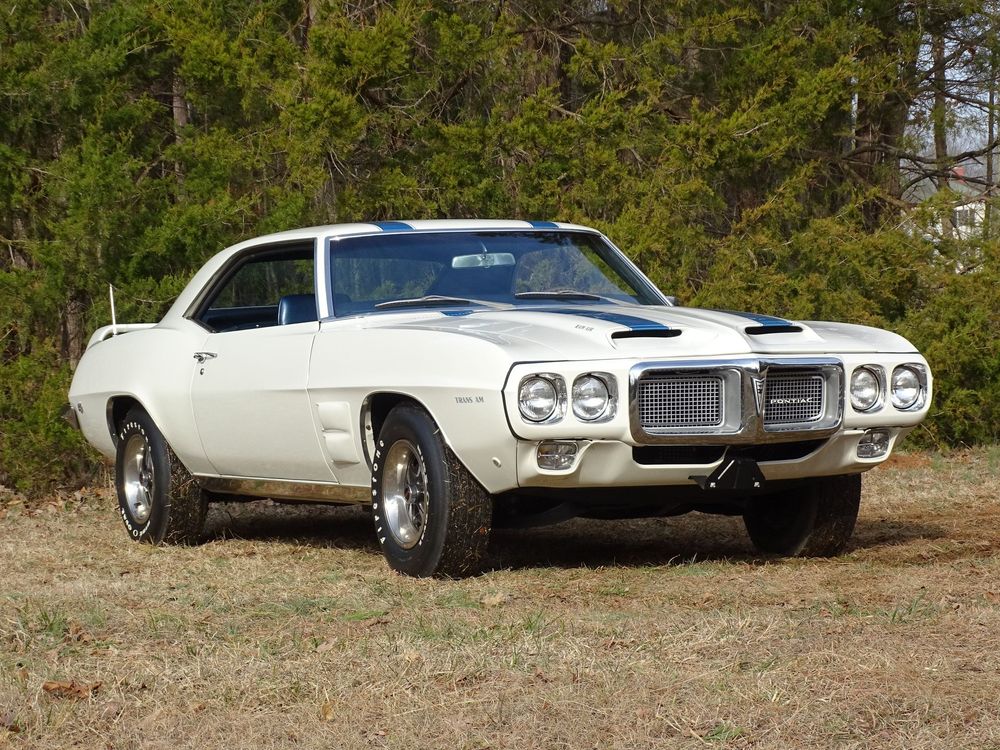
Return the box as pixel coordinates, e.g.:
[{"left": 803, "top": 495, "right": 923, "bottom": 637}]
[
  {"left": 764, "top": 372, "right": 825, "bottom": 425},
  {"left": 637, "top": 376, "right": 724, "bottom": 429}
]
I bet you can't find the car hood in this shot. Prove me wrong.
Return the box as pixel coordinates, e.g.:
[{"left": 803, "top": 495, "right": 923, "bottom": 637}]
[{"left": 357, "top": 304, "right": 918, "bottom": 360}]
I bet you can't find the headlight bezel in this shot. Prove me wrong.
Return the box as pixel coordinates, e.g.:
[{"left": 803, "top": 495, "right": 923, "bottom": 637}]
[
  {"left": 517, "top": 373, "right": 567, "bottom": 424},
  {"left": 890, "top": 364, "right": 927, "bottom": 411},
  {"left": 850, "top": 365, "right": 885, "bottom": 412},
  {"left": 571, "top": 372, "right": 618, "bottom": 423}
]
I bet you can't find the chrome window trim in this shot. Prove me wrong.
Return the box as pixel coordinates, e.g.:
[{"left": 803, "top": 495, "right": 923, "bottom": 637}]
[{"left": 628, "top": 357, "right": 844, "bottom": 445}]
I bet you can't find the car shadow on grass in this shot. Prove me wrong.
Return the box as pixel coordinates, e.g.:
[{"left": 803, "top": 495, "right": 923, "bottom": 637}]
[
  {"left": 204, "top": 500, "right": 381, "bottom": 552},
  {"left": 490, "top": 515, "right": 948, "bottom": 570},
  {"left": 201, "top": 499, "right": 947, "bottom": 571}
]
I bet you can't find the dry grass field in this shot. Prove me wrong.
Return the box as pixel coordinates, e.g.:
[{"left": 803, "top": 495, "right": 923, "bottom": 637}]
[{"left": 2, "top": 448, "right": 1000, "bottom": 749}]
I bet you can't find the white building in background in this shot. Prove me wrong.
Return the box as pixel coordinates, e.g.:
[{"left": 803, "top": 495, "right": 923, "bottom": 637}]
[{"left": 904, "top": 165, "right": 993, "bottom": 241}]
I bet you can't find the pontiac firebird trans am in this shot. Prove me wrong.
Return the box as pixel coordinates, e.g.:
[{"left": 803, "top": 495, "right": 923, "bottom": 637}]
[{"left": 67, "top": 220, "right": 931, "bottom": 576}]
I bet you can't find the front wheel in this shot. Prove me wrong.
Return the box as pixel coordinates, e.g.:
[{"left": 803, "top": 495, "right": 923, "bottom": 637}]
[
  {"left": 743, "top": 474, "right": 861, "bottom": 557},
  {"left": 115, "top": 407, "right": 207, "bottom": 545},
  {"left": 371, "top": 404, "right": 492, "bottom": 577}
]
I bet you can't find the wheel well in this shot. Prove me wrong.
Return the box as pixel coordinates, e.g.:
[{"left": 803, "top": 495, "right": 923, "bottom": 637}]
[
  {"left": 362, "top": 393, "right": 422, "bottom": 467},
  {"left": 107, "top": 396, "right": 142, "bottom": 445}
]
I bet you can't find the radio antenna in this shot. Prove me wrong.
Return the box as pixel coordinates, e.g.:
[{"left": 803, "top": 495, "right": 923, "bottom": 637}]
[{"left": 109, "top": 283, "right": 118, "bottom": 336}]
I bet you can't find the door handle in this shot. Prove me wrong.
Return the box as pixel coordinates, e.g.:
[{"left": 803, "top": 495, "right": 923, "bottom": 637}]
[{"left": 193, "top": 352, "right": 218, "bottom": 364}]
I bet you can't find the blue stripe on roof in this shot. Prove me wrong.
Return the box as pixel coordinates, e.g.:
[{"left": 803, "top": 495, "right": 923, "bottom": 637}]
[
  {"left": 527, "top": 308, "right": 670, "bottom": 330},
  {"left": 527, "top": 220, "right": 559, "bottom": 229},
  {"left": 373, "top": 221, "right": 413, "bottom": 231},
  {"left": 720, "top": 310, "right": 793, "bottom": 327}
]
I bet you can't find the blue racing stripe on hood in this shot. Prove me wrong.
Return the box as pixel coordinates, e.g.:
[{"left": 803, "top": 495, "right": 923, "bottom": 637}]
[
  {"left": 525, "top": 307, "right": 671, "bottom": 330},
  {"left": 719, "top": 310, "right": 793, "bottom": 327},
  {"left": 372, "top": 221, "right": 413, "bottom": 231},
  {"left": 527, "top": 220, "right": 559, "bottom": 228}
]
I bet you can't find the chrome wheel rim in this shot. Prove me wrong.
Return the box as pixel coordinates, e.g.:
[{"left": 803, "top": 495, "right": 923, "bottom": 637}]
[
  {"left": 383, "top": 439, "right": 429, "bottom": 550},
  {"left": 122, "top": 433, "right": 154, "bottom": 524}
]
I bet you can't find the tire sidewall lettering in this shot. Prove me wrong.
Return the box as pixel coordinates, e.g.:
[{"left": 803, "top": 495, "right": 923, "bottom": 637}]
[{"left": 116, "top": 417, "right": 159, "bottom": 542}]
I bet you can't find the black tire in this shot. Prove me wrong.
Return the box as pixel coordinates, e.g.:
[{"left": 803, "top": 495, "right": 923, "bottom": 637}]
[
  {"left": 371, "top": 404, "right": 492, "bottom": 577},
  {"left": 743, "top": 474, "right": 861, "bottom": 557},
  {"left": 115, "top": 407, "right": 207, "bottom": 545}
]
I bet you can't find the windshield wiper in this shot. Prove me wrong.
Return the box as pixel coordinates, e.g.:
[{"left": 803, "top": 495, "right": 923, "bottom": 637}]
[
  {"left": 514, "top": 290, "right": 602, "bottom": 301},
  {"left": 514, "top": 290, "right": 631, "bottom": 304},
  {"left": 374, "top": 295, "right": 487, "bottom": 310}
]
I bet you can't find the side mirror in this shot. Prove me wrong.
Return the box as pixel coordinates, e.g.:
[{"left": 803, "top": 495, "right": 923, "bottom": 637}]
[{"left": 664, "top": 295, "right": 678, "bottom": 306}]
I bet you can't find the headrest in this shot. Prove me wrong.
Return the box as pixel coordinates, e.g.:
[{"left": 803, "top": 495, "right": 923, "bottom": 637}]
[{"left": 277, "top": 294, "right": 317, "bottom": 325}]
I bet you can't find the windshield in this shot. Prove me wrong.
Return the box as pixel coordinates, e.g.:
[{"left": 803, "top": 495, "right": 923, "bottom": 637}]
[{"left": 328, "top": 230, "right": 663, "bottom": 316}]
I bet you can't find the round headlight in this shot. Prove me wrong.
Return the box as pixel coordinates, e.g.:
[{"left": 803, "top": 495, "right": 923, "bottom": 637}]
[
  {"left": 850, "top": 367, "right": 881, "bottom": 411},
  {"left": 572, "top": 375, "right": 610, "bottom": 421},
  {"left": 519, "top": 377, "right": 558, "bottom": 422},
  {"left": 890, "top": 366, "right": 921, "bottom": 409}
]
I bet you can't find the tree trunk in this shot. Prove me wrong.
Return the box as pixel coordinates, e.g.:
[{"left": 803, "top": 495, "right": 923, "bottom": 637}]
[
  {"left": 987, "top": 49, "right": 996, "bottom": 240},
  {"left": 932, "top": 32, "right": 953, "bottom": 239},
  {"left": 172, "top": 73, "right": 188, "bottom": 185}
]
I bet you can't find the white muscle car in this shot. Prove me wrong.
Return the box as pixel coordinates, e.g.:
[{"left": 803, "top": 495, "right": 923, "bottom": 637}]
[{"left": 68, "top": 220, "right": 931, "bottom": 576}]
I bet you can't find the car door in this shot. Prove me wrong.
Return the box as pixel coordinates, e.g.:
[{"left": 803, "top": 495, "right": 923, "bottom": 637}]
[{"left": 189, "top": 241, "right": 336, "bottom": 482}]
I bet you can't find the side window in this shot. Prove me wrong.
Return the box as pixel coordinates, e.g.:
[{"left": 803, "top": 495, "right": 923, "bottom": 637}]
[{"left": 197, "top": 247, "right": 315, "bottom": 332}]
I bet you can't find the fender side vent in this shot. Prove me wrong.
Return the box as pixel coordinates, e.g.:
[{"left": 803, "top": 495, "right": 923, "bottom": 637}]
[
  {"left": 612, "top": 329, "right": 682, "bottom": 340},
  {"left": 745, "top": 324, "right": 803, "bottom": 335}
]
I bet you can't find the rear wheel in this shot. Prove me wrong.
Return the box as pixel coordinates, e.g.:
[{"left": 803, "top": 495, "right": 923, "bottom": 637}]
[
  {"left": 743, "top": 474, "right": 860, "bottom": 557},
  {"left": 371, "top": 404, "right": 492, "bottom": 577},
  {"left": 115, "top": 407, "right": 207, "bottom": 545}
]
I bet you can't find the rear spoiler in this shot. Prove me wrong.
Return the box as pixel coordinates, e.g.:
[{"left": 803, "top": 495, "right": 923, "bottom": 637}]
[{"left": 87, "top": 323, "right": 157, "bottom": 349}]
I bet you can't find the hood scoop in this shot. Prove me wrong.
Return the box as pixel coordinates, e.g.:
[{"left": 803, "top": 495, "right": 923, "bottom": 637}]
[
  {"left": 745, "top": 324, "right": 803, "bottom": 335},
  {"left": 611, "top": 329, "right": 682, "bottom": 340}
]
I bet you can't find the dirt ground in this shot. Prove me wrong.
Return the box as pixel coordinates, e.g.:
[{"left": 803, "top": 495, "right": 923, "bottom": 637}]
[{"left": 2, "top": 448, "right": 1000, "bottom": 749}]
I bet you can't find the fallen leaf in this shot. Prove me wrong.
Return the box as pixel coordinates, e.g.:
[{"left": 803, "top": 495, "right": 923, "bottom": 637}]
[
  {"left": 42, "top": 680, "right": 101, "bottom": 700},
  {"left": 480, "top": 592, "right": 510, "bottom": 608},
  {"left": 66, "top": 621, "right": 93, "bottom": 643},
  {"left": 320, "top": 700, "right": 335, "bottom": 721}
]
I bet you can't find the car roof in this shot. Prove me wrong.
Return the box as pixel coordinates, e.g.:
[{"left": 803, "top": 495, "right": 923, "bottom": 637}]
[{"left": 236, "top": 219, "right": 596, "bottom": 246}]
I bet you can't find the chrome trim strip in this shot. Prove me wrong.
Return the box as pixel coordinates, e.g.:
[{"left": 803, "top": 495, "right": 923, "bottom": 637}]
[
  {"left": 196, "top": 476, "right": 370, "bottom": 503},
  {"left": 628, "top": 357, "right": 844, "bottom": 445}
]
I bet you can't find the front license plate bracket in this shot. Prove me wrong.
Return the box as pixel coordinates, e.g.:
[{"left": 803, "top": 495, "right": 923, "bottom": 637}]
[{"left": 690, "top": 454, "right": 766, "bottom": 492}]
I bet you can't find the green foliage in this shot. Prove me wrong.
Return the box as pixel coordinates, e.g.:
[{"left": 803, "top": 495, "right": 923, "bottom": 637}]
[{"left": 1, "top": 0, "right": 997, "bottom": 492}]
